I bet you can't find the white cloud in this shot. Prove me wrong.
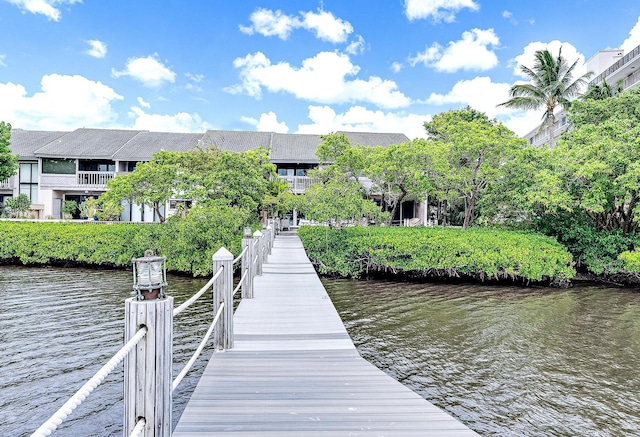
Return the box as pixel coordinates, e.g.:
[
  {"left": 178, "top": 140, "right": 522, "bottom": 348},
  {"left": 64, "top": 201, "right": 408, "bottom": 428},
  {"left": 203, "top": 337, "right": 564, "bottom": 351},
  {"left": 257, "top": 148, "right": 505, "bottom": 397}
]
[
  {"left": 391, "top": 62, "right": 403, "bottom": 73},
  {"left": 185, "top": 72, "right": 204, "bottom": 83},
  {"left": 426, "top": 76, "right": 512, "bottom": 117},
  {"left": 404, "top": 0, "right": 479, "bottom": 23},
  {"left": 295, "top": 105, "right": 431, "bottom": 140},
  {"left": 5, "top": 0, "right": 81, "bottom": 21},
  {"left": 128, "top": 106, "right": 214, "bottom": 133},
  {"left": 300, "top": 10, "right": 353, "bottom": 43},
  {"left": 239, "top": 8, "right": 353, "bottom": 44},
  {"left": 137, "top": 97, "right": 151, "bottom": 109},
  {"left": 112, "top": 54, "right": 176, "bottom": 88},
  {"left": 409, "top": 28, "right": 500, "bottom": 72},
  {"left": 424, "top": 75, "right": 545, "bottom": 135},
  {"left": 502, "top": 10, "right": 517, "bottom": 25},
  {"left": 239, "top": 8, "right": 298, "bottom": 40},
  {"left": 241, "top": 111, "right": 289, "bottom": 133},
  {"left": 345, "top": 35, "right": 366, "bottom": 55},
  {"left": 0, "top": 54, "right": 6, "bottom": 67},
  {"left": 86, "top": 40, "right": 107, "bottom": 58},
  {"left": 621, "top": 16, "right": 640, "bottom": 54},
  {"left": 512, "top": 40, "right": 588, "bottom": 80},
  {"left": 0, "top": 74, "right": 123, "bottom": 130},
  {"left": 226, "top": 51, "right": 411, "bottom": 109}
]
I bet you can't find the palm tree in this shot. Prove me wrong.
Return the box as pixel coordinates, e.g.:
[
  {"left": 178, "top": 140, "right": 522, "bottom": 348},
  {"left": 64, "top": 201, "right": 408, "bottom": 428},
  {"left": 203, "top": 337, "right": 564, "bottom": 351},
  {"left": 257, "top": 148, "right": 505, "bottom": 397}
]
[
  {"left": 582, "top": 77, "right": 624, "bottom": 100},
  {"left": 500, "top": 47, "right": 593, "bottom": 148}
]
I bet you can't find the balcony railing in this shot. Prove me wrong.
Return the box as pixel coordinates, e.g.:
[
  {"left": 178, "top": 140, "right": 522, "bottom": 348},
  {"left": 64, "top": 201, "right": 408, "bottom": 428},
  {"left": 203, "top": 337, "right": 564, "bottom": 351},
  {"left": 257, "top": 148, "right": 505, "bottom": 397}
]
[
  {"left": 278, "top": 176, "right": 318, "bottom": 194},
  {"left": 77, "top": 171, "right": 116, "bottom": 187},
  {"left": 591, "top": 43, "right": 640, "bottom": 86},
  {"left": 0, "top": 178, "right": 11, "bottom": 189}
]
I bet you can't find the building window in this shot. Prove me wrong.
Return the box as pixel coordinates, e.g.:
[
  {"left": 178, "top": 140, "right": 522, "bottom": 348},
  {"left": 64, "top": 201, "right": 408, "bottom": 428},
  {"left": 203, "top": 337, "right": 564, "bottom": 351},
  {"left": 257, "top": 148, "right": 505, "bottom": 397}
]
[
  {"left": 42, "top": 158, "right": 76, "bottom": 174},
  {"left": 79, "top": 160, "right": 115, "bottom": 172},
  {"left": 19, "top": 162, "right": 38, "bottom": 203}
]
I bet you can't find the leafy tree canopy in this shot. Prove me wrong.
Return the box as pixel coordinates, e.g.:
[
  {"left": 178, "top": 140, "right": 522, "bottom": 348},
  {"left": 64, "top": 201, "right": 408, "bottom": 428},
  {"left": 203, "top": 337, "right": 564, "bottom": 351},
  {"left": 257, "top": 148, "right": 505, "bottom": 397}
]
[
  {"left": 99, "top": 147, "right": 277, "bottom": 223},
  {"left": 528, "top": 87, "right": 640, "bottom": 234},
  {"left": 0, "top": 122, "right": 18, "bottom": 181},
  {"left": 424, "top": 107, "right": 526, "bottom": 229}
]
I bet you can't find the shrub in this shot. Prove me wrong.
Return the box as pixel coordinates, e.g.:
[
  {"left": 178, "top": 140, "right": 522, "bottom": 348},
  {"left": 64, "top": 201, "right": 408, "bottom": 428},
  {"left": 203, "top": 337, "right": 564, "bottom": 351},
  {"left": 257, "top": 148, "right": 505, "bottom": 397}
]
[{"left": 298, "top": 225, "right": 575, "bottom": 285}]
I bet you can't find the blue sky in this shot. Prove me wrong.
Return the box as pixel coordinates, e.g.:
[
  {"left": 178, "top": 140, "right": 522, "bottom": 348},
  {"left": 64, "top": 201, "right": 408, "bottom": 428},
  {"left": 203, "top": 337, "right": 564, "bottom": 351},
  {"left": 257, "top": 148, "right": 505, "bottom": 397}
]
[{"left": 1, "top": 0, "right": 640, "bottom": 140}]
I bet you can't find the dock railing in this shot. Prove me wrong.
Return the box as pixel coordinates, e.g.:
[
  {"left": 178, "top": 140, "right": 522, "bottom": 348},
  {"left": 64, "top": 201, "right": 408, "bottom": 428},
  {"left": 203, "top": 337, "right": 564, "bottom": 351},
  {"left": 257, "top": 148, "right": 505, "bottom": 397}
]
[{"left": 31, "top": 219, "right": 279, "bottom": 437}]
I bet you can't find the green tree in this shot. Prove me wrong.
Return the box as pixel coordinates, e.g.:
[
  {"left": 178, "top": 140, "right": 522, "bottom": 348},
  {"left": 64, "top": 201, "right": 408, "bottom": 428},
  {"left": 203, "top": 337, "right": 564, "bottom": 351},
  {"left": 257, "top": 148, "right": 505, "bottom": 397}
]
[
  {"left": 499, "top": 47, "right": 593, "bottom": 148},
  {"left": 529, "top": 88, "right": 640, "bottom": 234},
  {"left": 100, "top": 151, "right": 180, "bottom": 223},
  {"left": 62, "top": 200, "right": 78, "bottom": 218},
  {"left": 4, "top": 194, "right": 31, "bottom": 218},
  {"left": 581, "top": 78, "right": 624, "bottom": 101},
  {"left": 299, "top": 177, "right": 388, "bottom": 228},
  {"left": 99, "top": 147, "right": 277, "bottom": 223},
  {"left": 316, "top": 133, "right": 366, "bottom": 182},
  {"left": 0, "top": 122, "right": 18, "bottom": 181},
  {"left": 365, "top": 140, "right": 432, "bottom": 225},
  {"left": 424, "top": 108, "right": 526, "bottom": 229}
]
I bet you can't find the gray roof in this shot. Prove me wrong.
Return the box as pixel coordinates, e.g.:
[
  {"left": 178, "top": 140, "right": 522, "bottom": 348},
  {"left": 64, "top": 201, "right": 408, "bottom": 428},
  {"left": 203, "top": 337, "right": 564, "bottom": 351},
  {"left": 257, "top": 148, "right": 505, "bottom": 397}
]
[
  {"left": 34, "top": 128, "right": 144, "bottom": 159},
  {"left": 339, "top": 131, "right": 409, "bottom": 147},
  {"left": 113, "top": 131, "right": 207, "bottom": 161},
  {"left": 203, "top": 130, "right": 273, "bottom": 153},
  {"left": 9, "top": 129, "right": 68, "bottom": 160},
  {"left": 269, "top": 131, "right": 410, "bottom": 163},
  {"left": 270, "top": 133, "right": 323, "bottom": 163},
  {"left": 9, "top": 128, "right": 409, "bottom": 164}
]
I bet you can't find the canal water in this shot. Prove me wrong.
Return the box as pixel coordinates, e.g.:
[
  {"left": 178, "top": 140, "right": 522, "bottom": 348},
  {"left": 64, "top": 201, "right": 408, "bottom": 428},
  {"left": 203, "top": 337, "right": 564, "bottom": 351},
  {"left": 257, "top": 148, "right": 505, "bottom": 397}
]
[
  {"left": 2, "top": 266, "right": 640, "bottom": 436},
  {"left": 322, "top": 279, "right": 640, "bottom": 437},
  {"left": 0, "top": 266, "right": 213, "bottom": 437}
]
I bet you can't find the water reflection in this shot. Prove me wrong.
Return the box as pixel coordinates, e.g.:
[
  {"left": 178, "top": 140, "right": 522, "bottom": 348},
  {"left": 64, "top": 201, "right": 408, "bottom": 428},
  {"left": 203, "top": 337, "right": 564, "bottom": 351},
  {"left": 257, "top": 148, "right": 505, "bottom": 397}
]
[
  {"left": 322, "top": 279, "right": 640, "bottom": 437},
  {"left": 0, "top": 266, "right": 212, "bottom": 437}
]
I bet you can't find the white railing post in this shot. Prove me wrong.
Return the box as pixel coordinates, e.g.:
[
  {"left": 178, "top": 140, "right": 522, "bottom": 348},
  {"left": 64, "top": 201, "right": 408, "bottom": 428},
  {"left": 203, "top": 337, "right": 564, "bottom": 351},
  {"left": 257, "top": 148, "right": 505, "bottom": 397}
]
[
  {"left": 213, "top": 248, "right": 234, "bottom": 351},
  {"left": 253, "top": 230, "right": 263, "bottom": 276},
  {"left": 241, "top": 228, "right": 254, "bottom": 299},
  {"left": 262, "top": 230, "right": 268, "bottom": 263},
  {"left": 124, "top": 296, "right": 173, "bottom": 437},
  {"left": 266, "top": 224, "right": 273, "bottom": 255}
]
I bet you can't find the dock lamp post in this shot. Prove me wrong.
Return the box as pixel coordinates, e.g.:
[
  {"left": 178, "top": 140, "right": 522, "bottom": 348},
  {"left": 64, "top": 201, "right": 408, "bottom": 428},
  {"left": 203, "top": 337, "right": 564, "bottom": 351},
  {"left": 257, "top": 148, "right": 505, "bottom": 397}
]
[
  {"left": 125, "top": 250, "right": 173, "bottom": 436},
  {"left": 132, "top": 250, "right": 167, "bottom": 301}
]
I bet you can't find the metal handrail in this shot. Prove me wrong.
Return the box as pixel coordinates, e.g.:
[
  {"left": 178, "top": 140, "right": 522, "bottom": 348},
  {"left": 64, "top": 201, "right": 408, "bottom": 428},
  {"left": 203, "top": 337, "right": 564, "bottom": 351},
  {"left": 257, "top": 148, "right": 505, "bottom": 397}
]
[{"left": 31, "top": 327, "right": 148, "bottom": 437}]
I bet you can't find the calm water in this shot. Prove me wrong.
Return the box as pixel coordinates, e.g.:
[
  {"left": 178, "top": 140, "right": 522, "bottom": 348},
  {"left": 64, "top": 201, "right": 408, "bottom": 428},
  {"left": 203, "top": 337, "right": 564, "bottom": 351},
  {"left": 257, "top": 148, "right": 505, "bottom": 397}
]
[
  {"left": 0, "top": 266, "right": 215, "bottom": 437},
  {"left": 322, "top": 279, "right": 640, "bottom": 437},
  {"left": 3, "top": 267, "right": 640, "bottom": 436}
]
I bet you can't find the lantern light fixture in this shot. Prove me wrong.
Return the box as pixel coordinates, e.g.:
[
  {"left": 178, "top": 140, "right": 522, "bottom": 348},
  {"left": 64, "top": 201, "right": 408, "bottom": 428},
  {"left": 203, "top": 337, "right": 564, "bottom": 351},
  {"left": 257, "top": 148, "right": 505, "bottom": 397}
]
[{"left": 132, "top": 250, "right": 167, "bottom": 301}]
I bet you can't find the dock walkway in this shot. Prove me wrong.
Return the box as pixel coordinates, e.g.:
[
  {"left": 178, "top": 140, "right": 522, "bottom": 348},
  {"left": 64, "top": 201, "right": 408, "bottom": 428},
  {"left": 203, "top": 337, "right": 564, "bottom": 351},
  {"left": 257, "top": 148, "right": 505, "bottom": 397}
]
[{"left": 173, "top": 234, "right": 478, "bottom": 436}]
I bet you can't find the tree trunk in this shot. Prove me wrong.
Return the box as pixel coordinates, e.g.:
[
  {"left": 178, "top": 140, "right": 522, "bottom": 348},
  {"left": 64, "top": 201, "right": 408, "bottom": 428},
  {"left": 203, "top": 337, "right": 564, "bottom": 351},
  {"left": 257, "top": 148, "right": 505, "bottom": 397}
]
[
  {"left": 387, "top": 191, "right": 407, "bottom": 226},
  {"left": 463, "top": 195, "right": 475, "bottom": 229},
  {"left": 154, "top": 201, "right": 165, "bottom": 223},
  {"left": 547, "top": 108, "right": 556, "bottom": 149}
]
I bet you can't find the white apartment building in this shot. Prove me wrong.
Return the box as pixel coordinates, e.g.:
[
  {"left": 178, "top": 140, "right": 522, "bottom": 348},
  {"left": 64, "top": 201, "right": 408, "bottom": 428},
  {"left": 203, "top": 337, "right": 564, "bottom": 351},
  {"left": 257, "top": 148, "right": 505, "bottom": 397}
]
[
  {"left": 525, "top": 43, "right": 640, "bottom": 148},
  {"left": 0, "top": 129, "right": 409, "bottom": 222}
]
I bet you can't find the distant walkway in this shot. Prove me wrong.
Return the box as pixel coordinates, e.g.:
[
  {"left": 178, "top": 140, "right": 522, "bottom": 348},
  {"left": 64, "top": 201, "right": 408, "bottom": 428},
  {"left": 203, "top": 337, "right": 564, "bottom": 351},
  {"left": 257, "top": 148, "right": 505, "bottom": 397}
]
[{"left": 173, "top": 234, "right": 479, "bottom": 436}]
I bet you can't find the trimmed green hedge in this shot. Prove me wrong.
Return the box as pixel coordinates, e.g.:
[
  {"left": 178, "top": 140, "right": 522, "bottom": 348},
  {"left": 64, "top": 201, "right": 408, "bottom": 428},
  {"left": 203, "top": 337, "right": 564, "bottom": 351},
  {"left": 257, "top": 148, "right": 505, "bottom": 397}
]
[
  {"left": 0, "top": 213, "right": 246, "bottom": 277},
  {"left": 298, "top": 225, "right": 575, "bottom": 285}
]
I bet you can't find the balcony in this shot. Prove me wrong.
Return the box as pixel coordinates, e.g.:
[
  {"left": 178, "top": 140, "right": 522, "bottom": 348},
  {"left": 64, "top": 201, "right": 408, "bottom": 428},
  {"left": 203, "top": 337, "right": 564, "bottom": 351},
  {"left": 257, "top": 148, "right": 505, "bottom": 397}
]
[
  {"left": 0, "top": 177, "right": 11, "bottom": 189},
  {"left": 77, "top": 171, "right": 116, "bottom": 188},
  {"left": 278, "top": 176, "right": 318, "bottom": 194}
]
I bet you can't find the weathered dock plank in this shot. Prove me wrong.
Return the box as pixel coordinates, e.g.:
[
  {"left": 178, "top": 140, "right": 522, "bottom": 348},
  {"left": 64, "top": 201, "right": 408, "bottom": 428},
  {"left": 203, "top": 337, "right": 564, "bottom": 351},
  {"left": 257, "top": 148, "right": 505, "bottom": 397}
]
[{"left": 173, "top": 234, "right": 478, "bottom": 436}]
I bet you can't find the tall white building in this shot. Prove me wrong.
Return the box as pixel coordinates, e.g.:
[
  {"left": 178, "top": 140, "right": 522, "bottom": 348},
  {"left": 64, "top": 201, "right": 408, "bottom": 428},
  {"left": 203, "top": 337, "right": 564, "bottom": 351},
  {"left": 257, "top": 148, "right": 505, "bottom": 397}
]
[{"left": 524, "top": 44, "right": 640, "bottom": 148}]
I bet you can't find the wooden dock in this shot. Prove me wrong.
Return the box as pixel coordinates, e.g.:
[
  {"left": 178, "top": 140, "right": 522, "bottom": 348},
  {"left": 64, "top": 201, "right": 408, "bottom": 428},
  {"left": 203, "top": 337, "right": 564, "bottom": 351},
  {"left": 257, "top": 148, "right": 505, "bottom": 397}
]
[{"left": 173, "top": 234, "right": 479, "bottom": 436}]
